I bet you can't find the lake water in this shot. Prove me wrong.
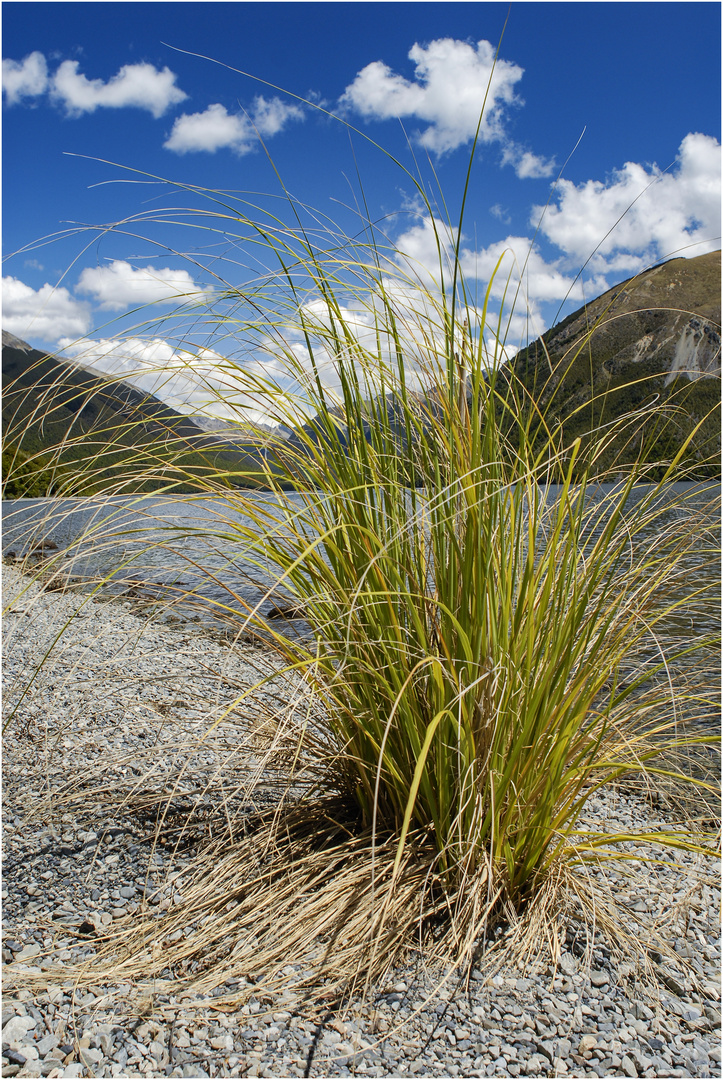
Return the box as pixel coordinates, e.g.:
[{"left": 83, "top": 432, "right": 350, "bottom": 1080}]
[
  {"left": 2, "top": 489, "right": 321, "bottom": 627},
  {"left": 2, "top": 482, "right": 720, "bottom": 649}
]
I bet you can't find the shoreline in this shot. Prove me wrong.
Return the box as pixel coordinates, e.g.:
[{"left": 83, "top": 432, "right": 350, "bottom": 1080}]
[{"left": 2, "top": 561, "right": 721, "bottom": 1079}]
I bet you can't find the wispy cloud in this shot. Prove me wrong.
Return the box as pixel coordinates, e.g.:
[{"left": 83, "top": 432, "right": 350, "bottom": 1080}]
[
  {"left": 503, "top": 147, "right": 556, "bottom": 180},
  {"left": 490, "top": 204, "right": 511, "bottom": 224},
  {"left": 164, "top": 96, "right": 303, "bottom": 154}
]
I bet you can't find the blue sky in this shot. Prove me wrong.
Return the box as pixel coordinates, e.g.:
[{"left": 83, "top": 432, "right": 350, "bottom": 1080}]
[{"left": 3, "top": 1, "right": 721, "bottom": 422}]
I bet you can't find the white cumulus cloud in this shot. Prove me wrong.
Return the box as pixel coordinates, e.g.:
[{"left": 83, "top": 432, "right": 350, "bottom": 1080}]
[
  {"left": 464, "top": 236, "right": 584, "bottom": 304},
  {"left": 534, "top": 132, "right": 722, "bottom": 272},
  {"left": 2, "top": 276, "right": 91, "bottom": 342},
  {"left": 341, "top": 38, "right": 522, "bottom": 153},
  {"left": 340, "top": 35, "right": 554, "bottom": 177},
  {"left": 76, "top": 261, "right": 212, "bottom": 311},
  {"left": 2, "top": 51, "right": 48, "bottom": 105},
  {"left": 164, "top": 96, "right": 302, "bottom": 154},
  {"left": 395, "top": 215, "right": 582, "bottom": 316},
  {"left": 57, "top": 336, "right": 278, "bottom": 425},
  {"left": 3, "top": 53, "right": 187, "bottom": 117},
  {"left": 50, "top": 59, "right": 187, "bottom": 118}
]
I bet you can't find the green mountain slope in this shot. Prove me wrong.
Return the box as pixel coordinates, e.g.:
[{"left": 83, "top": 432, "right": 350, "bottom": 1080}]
[
  {"left": 2, "top": 333, "right": 267, "bottom": 496},
  {"left": 505, "top": 250, "right": 721, "bottom": 477}
]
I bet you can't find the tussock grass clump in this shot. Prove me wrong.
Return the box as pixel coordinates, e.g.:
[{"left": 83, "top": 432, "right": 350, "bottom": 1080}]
[{"left": 2, "top": 95, "right": 720, "bottom": 1010}]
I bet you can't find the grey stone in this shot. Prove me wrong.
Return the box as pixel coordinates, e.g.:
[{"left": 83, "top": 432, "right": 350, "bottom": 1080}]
[
  {"left": 558, "top": 954, "right": 577, "bottom": 977},
  {"left": 661, "top": 972, "right": 687, "bottom": 997},
  {"left": 2, "top": 1015, "right": 37, "bottom": 1044},
  {"left": 34, "top": 1035, "right": 59, "bottom": 1056},
  {"left": 3, "top": 1049, "right": 27, "bottom": 1067},
  {"left": 535, "top": 1040, "right": 555, "bottom": 1062},
  {"left": 182, "top": 1064, "right": 208, "bottom": 1078},
  {"left": 78, "top": 1047, "right": 103, "bottom": 1067},
  {"left": 525, "top": 1054, "right": 547, "bottom": 1075},
  {"left": 16, "top": 1063, "right": 42, "bottom": 1078},
  {"left": 703, "top": 1006, "right": 721, "bottom": 1027},
  {"left": 98, "top": 1033, "right": 114, "bottom": 1055},
  {"left": 111, "top": 1045, "right": 129, "bottom": 1068},
  {"left": 1, "top": 1007, "right": 20, "bottom": 1028}
]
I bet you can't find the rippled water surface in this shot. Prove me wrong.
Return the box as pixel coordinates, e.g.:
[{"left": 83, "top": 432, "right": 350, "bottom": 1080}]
[{"left": 3, "top": 482, "right": 720, "bottom": 643}]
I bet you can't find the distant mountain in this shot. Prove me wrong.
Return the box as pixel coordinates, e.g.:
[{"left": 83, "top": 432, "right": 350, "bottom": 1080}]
[
  {"left": 188, "top": 412, "right": 289, "bottom": 440},
  {"left": 507, "top": 250, "right": 721, "bottom": 475},
  {"left": 2, "top": 333, "right": 267, "bottom": 496}
]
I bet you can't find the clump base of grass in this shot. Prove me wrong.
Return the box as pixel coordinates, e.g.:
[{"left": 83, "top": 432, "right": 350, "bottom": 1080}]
[{"left": 4, "top": 763, "right": 718, "bottom": 1015}]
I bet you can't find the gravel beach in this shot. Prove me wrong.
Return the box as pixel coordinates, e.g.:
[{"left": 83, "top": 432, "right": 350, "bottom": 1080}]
[{"left": 2, "top": 561, "right": 721, "bottom": 1080}]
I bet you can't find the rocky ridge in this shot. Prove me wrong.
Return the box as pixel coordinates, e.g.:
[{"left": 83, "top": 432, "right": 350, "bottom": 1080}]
[
  {"left": 515, "top": 252, "right": 720, "bottom": 385},
  {"left": 508, "top": 250, "right": 721, "bottom": 473}
]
